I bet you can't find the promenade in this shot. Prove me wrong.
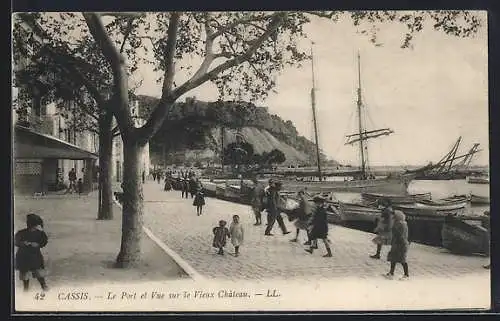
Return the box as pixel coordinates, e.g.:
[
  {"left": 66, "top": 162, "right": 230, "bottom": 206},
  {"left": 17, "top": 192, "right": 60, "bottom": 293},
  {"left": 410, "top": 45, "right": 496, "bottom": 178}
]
[
  {"left": 142, "top": 181, "right": 490, "bottom": 281},
  {"left": 13, "top": 192, "right": 187, "bottom": 290}
]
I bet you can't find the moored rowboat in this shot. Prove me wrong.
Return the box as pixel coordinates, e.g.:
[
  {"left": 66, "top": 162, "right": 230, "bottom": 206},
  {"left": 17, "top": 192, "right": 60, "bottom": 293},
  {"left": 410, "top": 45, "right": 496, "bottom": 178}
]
[{"left": 361, "top": 192, "right": 432, "bottom": 204}]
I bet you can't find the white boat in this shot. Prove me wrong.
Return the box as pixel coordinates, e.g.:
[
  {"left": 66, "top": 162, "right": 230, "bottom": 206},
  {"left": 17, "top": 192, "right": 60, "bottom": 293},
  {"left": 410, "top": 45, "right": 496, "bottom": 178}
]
[{"left": 396, "top": 201, "right": 467, "bottom": 212}]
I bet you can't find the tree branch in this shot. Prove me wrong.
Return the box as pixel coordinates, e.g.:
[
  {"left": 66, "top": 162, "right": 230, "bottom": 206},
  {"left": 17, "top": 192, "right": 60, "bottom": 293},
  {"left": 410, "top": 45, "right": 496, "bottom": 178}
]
[
  {"left": 130, "top": 13, "right": 181, "bottom": 144},
  {"left": 305, "top": 11, "right": 338, "bottom": 20},
  {"left": 120, "top": 17, "right": 136, "bottom": 53},
  {"left": 210, "top": 14, "right": 273, "bottom": 39},
  {"left": 99, "top": 12, "right": 146, "bottom": 19},
  {"left": 160, "top": 12, "right": 181, "bottom": 96},
  {"left": 189, "top": 12, "right": 216, "bottom": 83},
  {"left": 83, "top": 12, "right": 134, "bottom": 135},
  {"left": 173, "top": 12, "right": 286, "bottom": 99}
]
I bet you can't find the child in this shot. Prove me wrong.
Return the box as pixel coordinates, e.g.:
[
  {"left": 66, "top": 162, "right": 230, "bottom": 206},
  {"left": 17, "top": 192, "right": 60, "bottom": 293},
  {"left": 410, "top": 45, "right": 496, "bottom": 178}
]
[
  {"left": 229, "top": 215, "right": 244, "bottom": 257},
  {"left": 385, "top": 210, "right": 410, "bottom": 280},
  {"left": 193, "top": 188, "right": 206, "bottom": 216},
  {"left": 77, "top": 178, "right": 83, "bottom": 196},
  {"left": 212, "top": 220, "right": 230, "bottom": 255},
  {"left": 15, "top": 213, "right": 49, "bottom": 291}
]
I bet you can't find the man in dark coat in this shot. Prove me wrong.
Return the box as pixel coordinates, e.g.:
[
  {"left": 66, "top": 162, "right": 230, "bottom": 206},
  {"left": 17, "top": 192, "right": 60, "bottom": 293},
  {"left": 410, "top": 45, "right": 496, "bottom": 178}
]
[
  {"left": 305, "top": 195, "right": 332, "bottom": 257},
  {"left": 264, "top": 180, "right": 290, "bottom": 236}
]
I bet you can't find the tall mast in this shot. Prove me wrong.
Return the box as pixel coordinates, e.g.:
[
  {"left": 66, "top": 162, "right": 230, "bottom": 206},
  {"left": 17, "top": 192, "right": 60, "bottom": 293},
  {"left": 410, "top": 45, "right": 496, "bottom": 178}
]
[
  {"left": 356, "top": 52, "right": 367, "bottom": 179},
  {"left": 310, "top": 45, "right": 323, "bottom": 181}
]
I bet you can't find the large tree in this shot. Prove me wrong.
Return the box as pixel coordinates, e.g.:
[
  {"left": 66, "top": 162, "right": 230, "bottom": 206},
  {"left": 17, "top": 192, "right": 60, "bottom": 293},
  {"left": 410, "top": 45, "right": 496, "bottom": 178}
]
[
  {"left": 14, "top": 11, "right": 482, "bottom": 267},
  {"left": 12, "top": 13, "right": 145, "bottom": 221}
]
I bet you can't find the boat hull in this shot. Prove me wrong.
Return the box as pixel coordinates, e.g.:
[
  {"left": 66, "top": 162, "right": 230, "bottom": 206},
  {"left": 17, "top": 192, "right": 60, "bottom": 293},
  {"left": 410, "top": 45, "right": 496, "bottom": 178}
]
[
  {"left": 470, "top": 194, "right": 490, "bottom": 205},
  {"left": 467, "top": 176, "right": 489, "bottom": 184},
  {"left": 442, "top": 216, "right": 489, "bottom": 255},
  {"left": 281, "top": 174, "right": 414, "bottom": 194}
]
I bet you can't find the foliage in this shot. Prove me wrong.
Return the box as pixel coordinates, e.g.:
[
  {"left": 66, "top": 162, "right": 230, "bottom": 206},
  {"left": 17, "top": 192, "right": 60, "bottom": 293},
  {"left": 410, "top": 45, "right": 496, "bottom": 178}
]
[{"left": 223, "top": 141, "right": 255, "bottom": 166}]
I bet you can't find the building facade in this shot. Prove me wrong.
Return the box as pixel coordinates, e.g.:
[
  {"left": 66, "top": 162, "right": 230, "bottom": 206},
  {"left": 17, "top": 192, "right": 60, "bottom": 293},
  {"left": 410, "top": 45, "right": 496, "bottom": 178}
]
[{"left": 13, "top": 16, "right": 150, "bottom": 193}]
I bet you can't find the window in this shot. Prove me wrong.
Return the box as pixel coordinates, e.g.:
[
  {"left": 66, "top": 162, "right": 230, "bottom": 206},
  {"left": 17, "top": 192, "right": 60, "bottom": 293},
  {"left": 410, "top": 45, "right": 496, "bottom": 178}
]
[{"left": 33, "top": 95, "right": 42, "bottom": 117}]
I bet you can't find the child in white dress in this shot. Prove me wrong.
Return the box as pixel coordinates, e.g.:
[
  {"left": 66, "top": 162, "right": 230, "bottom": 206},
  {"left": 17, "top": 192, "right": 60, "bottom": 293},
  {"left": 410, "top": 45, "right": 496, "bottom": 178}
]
[{"left": 229, "top": 215, "right": 244, "bottom": 257}]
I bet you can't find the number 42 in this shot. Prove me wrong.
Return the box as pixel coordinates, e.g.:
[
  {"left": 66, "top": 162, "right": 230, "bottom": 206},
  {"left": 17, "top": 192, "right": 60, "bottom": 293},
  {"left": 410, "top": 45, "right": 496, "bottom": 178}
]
[{"left": 34, "top": 292, "right": 45, "bottom": 300}]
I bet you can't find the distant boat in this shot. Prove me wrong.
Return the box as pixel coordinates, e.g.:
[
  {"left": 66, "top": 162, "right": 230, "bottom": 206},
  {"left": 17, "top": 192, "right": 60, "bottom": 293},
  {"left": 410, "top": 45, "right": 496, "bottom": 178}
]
[
  {"left": 361, "top": 192, "right": 432, "bottom": 205},
  {"left": 280, "top": 52, "right": 414, "bottom": 195},
  {"left": 407, "top": 138, "right": 481, "bottom": 180},
  {"left": 467, "top": 174, "right": 489, "bottom": 184},
  {"left": 469, "top": 194, "right": 490, "bottom": 205},
  {"left": 441, "top": 215, "right": 489, "bottom": 255}
]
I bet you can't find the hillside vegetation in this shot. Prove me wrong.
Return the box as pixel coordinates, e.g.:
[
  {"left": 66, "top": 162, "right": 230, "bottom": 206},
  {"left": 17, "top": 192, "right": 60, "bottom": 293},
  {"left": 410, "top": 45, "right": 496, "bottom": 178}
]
[{"left": 137, "top": 95, "right": 336, "bottom": 166}]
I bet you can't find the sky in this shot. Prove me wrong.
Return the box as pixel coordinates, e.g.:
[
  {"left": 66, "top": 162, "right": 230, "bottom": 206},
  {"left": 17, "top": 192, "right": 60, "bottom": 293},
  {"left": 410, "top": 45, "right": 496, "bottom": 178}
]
[{"left": 134, "top": 11, "right": 489, "bottom": 167}]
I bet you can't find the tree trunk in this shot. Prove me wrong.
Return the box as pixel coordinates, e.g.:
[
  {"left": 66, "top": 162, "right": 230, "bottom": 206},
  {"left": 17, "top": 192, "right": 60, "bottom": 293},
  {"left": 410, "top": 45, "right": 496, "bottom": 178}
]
[
  {"left": 115, "top": 139, "right": 145, "bottom": 268},
  {"left": 97, "top": 111, "right": 114, "bottom": 220}
]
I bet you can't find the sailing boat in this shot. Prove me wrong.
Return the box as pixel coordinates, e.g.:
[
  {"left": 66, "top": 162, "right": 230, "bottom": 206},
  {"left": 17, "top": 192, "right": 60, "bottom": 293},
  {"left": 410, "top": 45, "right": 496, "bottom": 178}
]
[{"left": 280, "top": 52, "right": 415, "bottom": 194}]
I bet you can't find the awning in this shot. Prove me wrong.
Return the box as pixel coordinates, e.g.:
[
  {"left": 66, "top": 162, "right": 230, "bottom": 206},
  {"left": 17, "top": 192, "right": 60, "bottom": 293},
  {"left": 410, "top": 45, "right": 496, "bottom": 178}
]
[{"left": 14, "top": 125, "right": 98, "bottom": 160}]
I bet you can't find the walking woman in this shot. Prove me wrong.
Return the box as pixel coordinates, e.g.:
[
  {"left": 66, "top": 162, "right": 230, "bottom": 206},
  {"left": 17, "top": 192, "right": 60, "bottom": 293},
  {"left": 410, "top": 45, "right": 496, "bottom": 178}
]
[
  {"left": 305, "top": 195, "right": 332, "bottom": 257},
  {"left": 290, "top": 190, "right": 311, "bottom": 243},
  {"left": 385, "top": 210, "right": 410, "bottom": 280},
  {"left": 250, "top": 177, "right": 264, "bottom": 226},
  {"left": 370, "top": 198, "right": 394, "bottom": 259}
]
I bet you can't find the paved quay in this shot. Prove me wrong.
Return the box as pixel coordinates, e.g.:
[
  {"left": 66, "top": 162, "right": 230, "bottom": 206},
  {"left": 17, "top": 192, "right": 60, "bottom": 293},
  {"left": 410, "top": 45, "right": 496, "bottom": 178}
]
[
  {"left": 13, "top": 192, "right": 187, "bottom": 291},
  {"left": 142, "top": 181, "right": 490, "bottom": 282}
]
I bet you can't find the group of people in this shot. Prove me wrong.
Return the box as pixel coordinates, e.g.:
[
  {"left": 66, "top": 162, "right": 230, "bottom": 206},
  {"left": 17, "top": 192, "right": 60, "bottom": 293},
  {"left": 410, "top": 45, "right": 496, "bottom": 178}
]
[{"left": 248, "top": 178, "right": 412, "bottom": 278}]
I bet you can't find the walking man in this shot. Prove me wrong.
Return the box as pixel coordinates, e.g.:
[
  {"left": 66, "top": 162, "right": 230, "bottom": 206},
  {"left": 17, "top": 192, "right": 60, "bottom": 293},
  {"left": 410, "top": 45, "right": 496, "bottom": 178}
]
[
  {"left": 66, "top": 168, "right": 77, "bottom": 194},
  {"left": 264, "top": 180, "right": 290, "bottom": 236}
]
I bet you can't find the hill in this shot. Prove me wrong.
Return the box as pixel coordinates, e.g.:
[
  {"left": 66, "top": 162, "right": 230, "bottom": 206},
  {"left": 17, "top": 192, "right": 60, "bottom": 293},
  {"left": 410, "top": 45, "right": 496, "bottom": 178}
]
[{"left": 136, "top": 95, "right": 338, "bottom": 166}]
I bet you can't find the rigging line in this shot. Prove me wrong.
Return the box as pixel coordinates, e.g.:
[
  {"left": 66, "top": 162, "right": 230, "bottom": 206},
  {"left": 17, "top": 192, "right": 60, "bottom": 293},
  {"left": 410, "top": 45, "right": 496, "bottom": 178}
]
[{"left": 333, "top": 108, "right": 356, "bottom": 158}]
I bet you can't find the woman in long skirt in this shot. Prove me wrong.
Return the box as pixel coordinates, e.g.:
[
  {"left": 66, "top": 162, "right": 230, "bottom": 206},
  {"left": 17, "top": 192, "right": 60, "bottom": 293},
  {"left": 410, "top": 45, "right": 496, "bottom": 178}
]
[{"left": 385, "top": 210, "right": 410, "bottom": 280}]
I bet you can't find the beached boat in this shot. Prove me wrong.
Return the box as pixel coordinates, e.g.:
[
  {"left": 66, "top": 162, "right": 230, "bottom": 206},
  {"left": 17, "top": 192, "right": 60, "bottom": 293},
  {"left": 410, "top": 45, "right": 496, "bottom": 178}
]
[
  {"left": 224, "top": 184, "right": 242, "bottom": 201},
  {"left": 201, "top": 181, "right": 217, "bottom": 197},
  {"left": 281, "top": 52, "right": 414, "bottom": 195},
  {"left": 336, "top": 202, "right": 381, "bottom": 224},
  {"left": 441, "top": 215, "right": 489, "bottom": 255},
  {"left": 469, "top": 194, "right": 490, "bottom": 205},
  {"left": 361, "top": 192, "right": 432, "bottom": 205},
  {"left": 215, "top": 184, "right": 226, "bottom": 199},
  {"left": 467, "top": 174, "right": 489, "bottom": 184}
]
